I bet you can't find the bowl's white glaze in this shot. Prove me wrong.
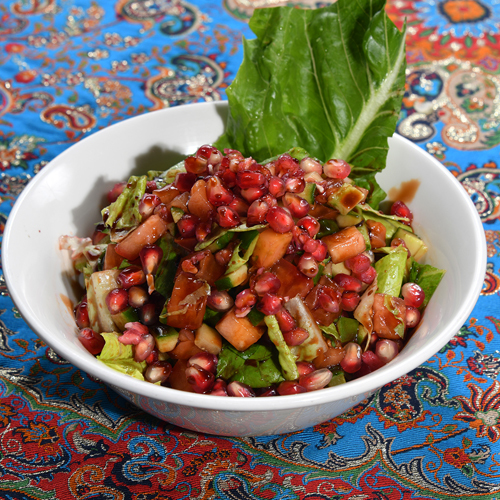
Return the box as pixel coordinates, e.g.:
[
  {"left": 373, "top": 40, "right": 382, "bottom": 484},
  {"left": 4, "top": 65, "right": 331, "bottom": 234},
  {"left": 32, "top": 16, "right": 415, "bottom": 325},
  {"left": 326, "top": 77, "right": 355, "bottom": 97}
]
[{"left": 2, "top": 101, "right": 486, "bottom": 436}]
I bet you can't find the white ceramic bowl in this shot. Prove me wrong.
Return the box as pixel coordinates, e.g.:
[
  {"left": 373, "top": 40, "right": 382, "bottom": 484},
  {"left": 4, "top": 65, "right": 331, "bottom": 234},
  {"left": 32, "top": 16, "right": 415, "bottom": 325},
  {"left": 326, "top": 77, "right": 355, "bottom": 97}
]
[{"left": 2, "top": 101, "right": 486, "bottom": 436}]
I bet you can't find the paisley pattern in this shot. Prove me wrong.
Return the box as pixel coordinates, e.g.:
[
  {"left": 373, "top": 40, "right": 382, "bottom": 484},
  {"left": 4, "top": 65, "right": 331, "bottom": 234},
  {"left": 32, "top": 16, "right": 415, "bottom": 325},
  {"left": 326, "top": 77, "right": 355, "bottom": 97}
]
[{"left": 0, "top": 0, "right": 499, "bottom": 498}]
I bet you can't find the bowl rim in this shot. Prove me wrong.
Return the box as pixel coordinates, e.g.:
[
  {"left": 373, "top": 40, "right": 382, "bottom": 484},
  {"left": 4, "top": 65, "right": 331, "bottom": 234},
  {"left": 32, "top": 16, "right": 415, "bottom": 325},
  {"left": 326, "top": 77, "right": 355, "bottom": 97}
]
[{"left": 2, "top": 100, "right": 487, "bottom": 412}]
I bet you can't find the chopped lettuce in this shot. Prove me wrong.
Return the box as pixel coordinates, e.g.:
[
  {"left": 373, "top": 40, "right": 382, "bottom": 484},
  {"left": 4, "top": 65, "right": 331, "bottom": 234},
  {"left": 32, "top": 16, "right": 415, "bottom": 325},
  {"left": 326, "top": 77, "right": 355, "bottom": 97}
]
[
  {"left": 408, "top": 260, "right": 446, "bottom": 306},
  {"left": 375, "top": 247, "right": 407, "bottom": 297}
]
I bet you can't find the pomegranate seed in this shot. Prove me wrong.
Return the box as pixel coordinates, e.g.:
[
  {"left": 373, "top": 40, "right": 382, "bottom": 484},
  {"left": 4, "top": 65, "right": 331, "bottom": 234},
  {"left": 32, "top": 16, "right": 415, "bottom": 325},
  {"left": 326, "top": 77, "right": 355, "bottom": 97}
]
[
  {"left": 247, "top": 199, "right": 269, "bottom": 226},
  {"left": 134, "top": 333, "right": 155, "bottom": 362},
  {"left": 296, "top": 361, "right": 316, "bottom": 377},
  {"left": 177, "top": 214, "right": 199, "bottom": 238},
  {"left": 402, "top": 282, "right": 425, "bottom": 308},
  {"left": 391, "top": 200, "right": 413, "bottom": 223},
  {"left": 303, "top": 238, "right": 319, "bottom": 254},
  {"left": 185, "top": 155, "right": 209, "bottom": 176},
  {"left": 300, "top": 157, "right": 323, "bottom": 174},
  {"left": 260, "top": 193, "right": 278, "bottom": 208},
  {"left": 196, "top": 221, "right": 212, "bottom": 242},
  {"left": 297, "top": 216, "right": 320, "bottom": 237},
  {"left": 220, "top": 168, "right": 237, "bottom": 188},
  {"left": 297, "top": 253, "right": 318, "bottom": 278},
  {"left": 106, "top": 288, "right": 129, "bottom": 315},
  {"left": 318, "top": 286, "right": 341, "bottom": 313},
  {"left": 117, "top": 266, "right": 146, "bottom": 289},
  {"left": 340, "top": 342, "right": 362, "bottom": 373},
  {"left": 345, "top": 254, "right": 371, "bottom": 274},
  {"left": 216, "top": 206, "right": 240, "bottom": 228},
  {"left": 257, "top": 293, "right": 282, "bottom": 315},
  {"left": 107, "top": 182, "right": 126, "bottom": 204},
  {"left": 257, "top": 386, "right": 278, "bottom": 397},
  {"left": 236, "top": 171, "right": 266, "bottom": 190},
  {"left": 253, "top": 272, "right": 281, "bottom": 296},
  {"left": 283, "top": 327, "right": 309, "bottom": 346},
  {"left": 275, "top": 154, "right": 301, "bottom": 177},
  {"left": 77, "top": 328, "right": 105, "bottom": 355},
  {"left": 391, "top": 238, "right": 411, "bottom": 257},
  {"left": 235, "top": 289, "right": 257, "bottom": 317},
  {"left": 139, "top": 193, "right": 161, "bottom": 219},
  {"left": 361, "top": 350, "right": 385, "bottom": 372},
  {"left": 74, "top": 297, "right": 90, "bottom": 329},
  {"left": 153, "top": 203, "right": 170, "bottom": 220},
  {"left": 323, "top": 159, "right": 351, "bottom": 179},
  {"left": 206, "top": 176, "right": 234, "bottom": 206},
  {"left": 341, "top": 291, "right": 360, "bottom": 311},
  {"left": 227, "top": 381, "right": 255, "bottom": 397},
  {"left": 197, "top": 144, "right": 222, "bottom": 166},
  {"left": 285, "top": 177, "right": 305, "bottom": 193},
  {"left": 228, "top": 196, "right": 249, "bottom": 216},
  {"left": 333, "top": 273, "right": 363, "bottom": 292},
  {"left": 375, "top": 339, "right": 399, "bottom": 364},
  {"left": 268, "top": 176, "right": 286, "bottom": 198},
  {"left": 275, "top": 307, "right": 296, "bottom": 332},
  {"left": 311, "top": 240, "right": 328, "bottom": 262},
  {"left": 299, "top": 368, "right": 333, "bottom": 391},
  {"left": 405, "top": 306, "right": 421, "bottom": 328},
  {"left": 145, "top": 361, "right": 172, "bottom": 384},
  {"left": 128, "top": 286, "right": 148, "bottom": 308},
  {"left": 283, "top": 193, "right": 310, "bottom": 218},
  {"left": 146, "top": 180, "right": 158, "bottom": 193},
  {"left": 140, "top": 303, "right": 158, "bottom": 325},
  {"left": 215, "top": 245, "right": 234, "bottom": 266},
  {"left": 210, "top": 378, "right": 228, "bottom": 396},
  {"left": 207, "top": 290, "right": 234, "bottom": 312},
  {"left": 140, "top": 245, "right": 163, "bottom": 275},
  {"left": 188, "top": 352, "right": 218, "bottom": 374},
  {"left": 266, "top": 206, "right": 294, "bottom": 233},
  {"left": 240, "top": 186, "right": 267, "bottom": 204},
  {"left": 356, "top": 266, "right": 377, "bottom": 284},
  {"left": 174, "top": 172, "right": 197, "bottom": 192},
  {"left": 186, "top": 364, "right": 215, "bottom": 394},
  {"left": 277, "top": 380, "right": 307, "bottom": 396}
]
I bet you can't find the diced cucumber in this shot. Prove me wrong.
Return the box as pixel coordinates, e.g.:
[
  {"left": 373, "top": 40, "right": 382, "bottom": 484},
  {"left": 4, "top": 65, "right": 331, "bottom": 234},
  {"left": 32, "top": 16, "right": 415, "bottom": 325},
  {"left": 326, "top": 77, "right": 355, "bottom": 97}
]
[
  {"left": 194, "top": 323, "right": 222, "bottom": 355},
  {"left": 111, "top": 307, "right": 139, "bottom": 332},
  {"left": 297, "top": 182, "right": 316, "bottom": 204},
  {"left": 328, "top": 369, "right": 346, "bottom": 387},
  {"left": 214, "top": 264, "right": 248, "bottom": 290},
  {"left": 317, "top": 218, "right": 339, "bottom": 238},
  {"left": 86, "top": 269, "right": 121, "bottom": 333},
  {"left": 207, "top": 231, "right": 235, "bottom": 252},
  {"left": 336, "top": 213, "right": 363, "bottom": 228},
  {"left": 170, "top": 206, "right": 184, "bottom": 223},
  {"left": 357, "top": 222, "right": 372, "bottom": 251},
  {"left": 327, "top": 184, "right": 365, "bottom": 215},
  {"left": 393, "top": 227, "right": 428, "bottom": 261},
  {"left": 153, "top": 326, "right": 179, "bottom": 353}
]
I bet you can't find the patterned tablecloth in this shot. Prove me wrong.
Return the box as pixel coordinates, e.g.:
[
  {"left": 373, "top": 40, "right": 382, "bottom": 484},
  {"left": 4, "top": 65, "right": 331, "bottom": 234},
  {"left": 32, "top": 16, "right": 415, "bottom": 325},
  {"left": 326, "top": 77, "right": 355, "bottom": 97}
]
[{"left": 0, "top": 0, "right": 499, "bottom": 498}]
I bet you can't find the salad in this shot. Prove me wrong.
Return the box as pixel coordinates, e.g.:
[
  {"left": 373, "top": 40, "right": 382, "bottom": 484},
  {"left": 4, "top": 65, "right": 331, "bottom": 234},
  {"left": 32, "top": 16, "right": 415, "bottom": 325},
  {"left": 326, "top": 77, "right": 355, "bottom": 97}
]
[{"left": 60, "top": 144, "right": 444, "bottom": 396}]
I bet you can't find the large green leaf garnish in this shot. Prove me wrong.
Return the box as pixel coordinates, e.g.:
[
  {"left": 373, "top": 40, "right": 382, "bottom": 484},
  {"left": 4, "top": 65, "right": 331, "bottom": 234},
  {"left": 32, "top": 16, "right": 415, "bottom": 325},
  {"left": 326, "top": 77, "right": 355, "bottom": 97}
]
[{"left": 215, "top": 0, "right": 406, "bottom": 205}]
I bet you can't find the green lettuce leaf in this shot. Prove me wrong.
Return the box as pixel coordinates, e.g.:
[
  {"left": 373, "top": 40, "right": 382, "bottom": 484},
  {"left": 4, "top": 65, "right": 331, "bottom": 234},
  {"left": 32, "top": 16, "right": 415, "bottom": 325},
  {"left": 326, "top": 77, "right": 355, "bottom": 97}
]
[
  {"left": 215, "top": 0, "right": 406, "bottom": 205},
  {"left": 408, "top": 261, "right": 446, "bottom": 306}
]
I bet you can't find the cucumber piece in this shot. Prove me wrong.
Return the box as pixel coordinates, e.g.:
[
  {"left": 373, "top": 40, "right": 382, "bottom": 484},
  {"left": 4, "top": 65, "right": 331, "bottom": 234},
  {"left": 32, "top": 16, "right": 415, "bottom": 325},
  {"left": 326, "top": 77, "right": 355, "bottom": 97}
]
[
  {"left": 153, "top": 325, "right": 179, "bottom": 353},
  {"left": 328, "top": 368, "right": 346, "bottom": 387},
  {"left": 214, "top": 264, "right": 248, "bottom": 291},
  {"left": 317, "top": 218, "right": 339, "bottom": 238},
  {"left": 327, "top": 184, "right": 365, "bottom": 215},
  {"left": 194, "top": 323, "right": 222, "bottom": 355},
  {"left": 111, "top": 307, "right": 140, "bottom": 331},
  {"left": 170, "top": 206, "right": 184, "bottom": 223},
  {"left": 207, "top": 231, "right": 235, "bottom": 252},
  {"left": 336, "top": 213, "right": 363, "bottom": 228},
  {"left": 393, "top": 227, "right": 428, "bottom": 261},
  {"left": 297, "top": 182, "right": 316, "bottom": 204}
]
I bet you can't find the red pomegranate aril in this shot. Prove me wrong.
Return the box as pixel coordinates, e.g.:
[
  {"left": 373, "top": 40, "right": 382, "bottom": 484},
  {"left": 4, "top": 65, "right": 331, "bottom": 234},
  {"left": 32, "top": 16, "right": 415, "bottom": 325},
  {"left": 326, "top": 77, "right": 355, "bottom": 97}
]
[
  {"left": 257, "top": 386, "right": 278, "bottom": 397},
  {"left": 186, "top": 364, "right": 215, "bottom": 394},
  {"left": 140, "top": 303, "right": 158, "bottom": 325},
  {"left": 341, "top": 290, "right": 360, "bottom": 311},
  {"left": 235, "top": 289, "right": 257, "bottom": 310},
  {"left": 257, "top": 293, "right": 282, "bottom": 315},
  {"left": 134, "top": 333, "right": 155, "bottom": 362},
  {"left": 145, "top": 361, "right": 172, "bottom": 384},
  {"left": 207, "top": 290, "right": 234, "bottom": 312},
  {"left": 140, "top": 245, "right": 163, "bottom": 275},
  {"left": 177, "top": 214, "right": 198, "bottom": 238},
  {"left": 220, "top": 169, "right": 237, "bottom": 188},
  {"left": 275, "top": 307, "right": 296, "bottom": 332},
  {"left": 197, "top": 144, "right": 222, "bottom": 165},
  {"left": 266, "top": 206, "right": 294, "bottom": 233},
  {"left": 303, "top": 238, "right": 320, "bottom": 254},
  {"left": 268, "top": 176, "right": 286, "bottom": 198},
  {"left": 375, "top": 339, "right": 399, "bottom": 364},
  {"left": 106, "top": 288, "right": 129, "bottom": 315},
  {"left": 323, "top": 159, "right": 351, "bottom": 179},
  {"left": 333, "top": 273, "right": 363, "bottom": 292},
  {"left": 277, "top": 380, "right": 307, "bottom": 396},
  {"left": 216, "top": 206, "right": 240, "bottom": 228},
  {"left": 77, "top": 328, "right": 105, "bottom": 355},
  {"left": 296, "top": 361, "right": 316, "bottom": 377},
  {"left": 345, "top": 254, "right": 371, "bottom": 274},
  {"left": 253, "top": 272, "right": 281, "bottom": 296},
  {"left": 297, "top": 216, "right": 320, "bottom": 237},
  {"left": 297, "top": 253, "right": 319, "bottom": 278},
  {"left": 402, "top": 282, "right": 425, "bottom": 308},
  {"left": 174, "top": 172, "right": 197, "bottom": 192},
  {"left": 283, "top": 327, "right": 309, "bottom": 346},
  {"left": 300, "top": 157, "right": 323, "bottom": 174},
  {"left": 247, "top": 199, "right": 269, "bottom": 226},
  {"left": 184, "top": 155, "right": 209, "bottom": 176},
  {"left": 299, "top": 368, "right": 333, "bottom": 391},
  {"left": 139, "top": 193, "right": 161, "bottom": 219},
  {"left": 285, "top": 177, "right": 305, "bottom": 193},
  {"left": 227, "top": 381, "right": 255, "bottom": 397},
  {"left": 275, "top": 154, "right": 301, "bottom": 177},
  {"left": 405, "top": 306, "right": 421, "bottom": 328},
  {"left": 311, "top": 240, "right": 328, "bottom": 262},
  {"left": 241, "top": 186, "right": 267, "bottom": 204},
  {"left": 340, "top": 342, "right": 362, "bottom": 373},
  {"left": 318, "top": 287, "right": 340, "bottom": 313},
  {"left": 123, "top": 321, "right": 150, "bottom": 338},
  {"left": 283, "top": 193, "right": 310, "bottom": 218},
  {"left": 206, "top": 176, "right": 234, "bottom": 206},
  {"left": 74, "top": 297, "right": 90, "bottom": 329},
  {"left": 196, "top": 221, "right": 212, "bottom": 242},
  {"left": 391, "top": 200, "right": 413, "bottom": 223},
  {"left": 228, "top": 196, "right": 249, "bottom": 217},
  {"left": 236, "top": 171, "right": 266, "bottom": 190},
  {"left": 361, "top": 350, "right": 385, "bottom": 371},
  {"left": 356, "top": 265, "right": 377, "bottom": 284},
  {"left": 107, "top": 182, "right": 126, "bottom": 204},
  {"left": 128, "top": 286, "right": 148, "bottom": 308},
  {"left": 146, "top": 180, "right": 158, "bottom": 193},
  {"left": 210, "top": 378, "right": 228, "bottom": 396},
  {"left": 117, "top": 266, "right": 146, "bottom": 289},
  {"left": 260, "top": 193, "right": 278, "bottom": 208},
  {"left": 188, "top": 352, "right": 218, "bottom": 374}
]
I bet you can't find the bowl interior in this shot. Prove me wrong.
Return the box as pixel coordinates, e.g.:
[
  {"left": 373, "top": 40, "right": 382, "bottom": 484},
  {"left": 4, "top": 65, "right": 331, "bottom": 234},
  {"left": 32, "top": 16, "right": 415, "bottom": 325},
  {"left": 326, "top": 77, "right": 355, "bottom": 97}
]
[{"left": 2, "top": 101, "right": 486, "bottom": 413}]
